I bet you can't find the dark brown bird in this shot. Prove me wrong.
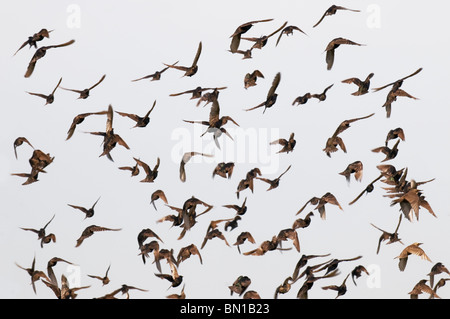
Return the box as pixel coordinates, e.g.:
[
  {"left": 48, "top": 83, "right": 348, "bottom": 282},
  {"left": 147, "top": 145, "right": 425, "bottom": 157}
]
[
  {"left": 88, "top": 264, "right": 111, "bottom": 286},
  {"left": 68, "top": 196, "right": 101, "bottom": 219},
  {"left": 138, "top": 240, "right": 160, "bottom": 265},
  {"left": 166, "top": 284, "right": 186, "bottom": 299},
  {"left": 223, "top": 197, "right": 248, "bottom": 216},
  {"left": 323, "top": 113, "right": 375, "bottom": 157},
  {"left": 43, "top": 274, "right": 90, "bottom": 299},
  {"left": 322, "top": 273, "right": 350, "bottom": 299},
  {"left": 311, "top": 84, "right": 334, "bottom": 102},
  {"left": 195, "top": 87, "right": 228, "bottom": 107},
  {"left": 255, "top": 165, "right": 291, "bottom": 191},
  {"left": 292, "top": 212, "right": 315, "bottom": 230},
  {"left": 292, "top": 93, "right": 312, "bottom": 106},
  {"left": 409, "top": 279, "right": 440, "bottom": 299},
  {"left": 395, "top": 242, "right": 432, "bottom": 272},
  {"left": 339, "top": 161, "right": 363, "bottom": 183},
  {"left": 324, "top": 37, "right": 364, "bottom": 70},
  {"left": 177, "top": 243, "right": 203, "bottom": 266},
  {"left": 245, "top": 72, "right": 281, "bottom": 113},
  {"left": 315, "top": 192, "right": 343, "bottom": 220},
  {"left": 296, "top": 269, "right": 340, "bottom": 299},
  {"left": 224, "top": 215, "right": 242, "bottom": 231},
  {"left": 372, "top": 139, "right": 400, "bottom": 162},
  {"left": 385, "top": 127, "right": 405, "bottom": 146},
  {"left": 341, "top": 73, "right": 374, "bottom": 96},
  {"left": 296, "top": 196, "right": 321, "bottom": 216},
  {"left": 13, "top": 137, "right": 34, "bottom": 159},
  {"left": 40, "top": 233, "right": 56, "bottom": 248},
  {"left": 164, "top": 41, "right": 202, "bottom": 77},
  {"left": 66, "top": 110, "right": 108, "bottom": 140},
  {"left": 87, "top": 105, "right": 130, "bottom": 161},
  {"left": 276, "top": 25, "right": 307, "bottom": 46},
  {"left": 229, "top": 275, "right": 251, "bottom": 296},
  {"left": 274, "top": 276, "right": 294, "bottom": 299},
  {"left": 372, "top": 68, "right": 423, "bottom": 92},
  {"left": 212, "top": 162, "right": 235, "bottom": 179},
  {"left": 317, "top": 256, "right": 363, "bottom": 275},
  {"left": 137, "top": 228, "right": 164, "bottom": 249},
  {"left": 155, "top": 259, "right": 183, "bottom": 288},
  {"left": 179, "top": 151, "right": 214, "bottom": 182},
  {"left": 229, "top": 19, "right": 274, "bottom": 53},
  {"left": 351, "top": 265, "right": 370, "bottom": 286},
  {"left": 271, "top": 133, "right": 296, "bottom": 154},
  {"left": 244, "top": 70, "right": 264, "bottom": 89},
  {"left": 243, "top": 236, "right": 289, "bottom": 256},
  {"left": 388, "top": 185, "right": 436, "bottom": 222},
  {"left": 75, "top": 225, "right": 121, "bottom": 247},
  {"left": 131, "top": 63, "right": 177, "bottom": 82},
  {"left": 201, "top": 229, "right": 230, "bottom": 249},
  {"left": 28, "top": 149, "right": 54, "bottom": 171},
  {"left": 242, "top": 21, "right": 287, "bottom": 50},
  {"left": 230, "top": 48, "right": 254, "bottom": 59},
  {"left": 46, "top": 257, "right": 76, "bottom": 286},
  {"left": 24, "top": 39, "right": 75, "bottom": 78},
  {"left": 11, "top": 168, "right": 42, "bottom": 185},
  {"left": 432, "top": 278, "right": 450, "bottom": 298},
  {"left": 371, "top": 214, "right": 404, "bottom": 254},
  {"left": 16, "top": 256, "right": 51, "bottom": 294},
  {"left": 383, "top": 88, "right": 419, "bottom": 118},
  {"left": 236, "top": 167, "right": 262, "bottom": 199},
  {"left": 313, "top": 5, "right": 360, "bottom": 28},
  {"left": 60, "top": 74, "right": 106, "bottom": 99},
  {"left": 292, "top": 254, "right": 332, "bottom": 281},
  {"left": 115, "top": 100, "right": 156, "bottom": 128},
  {"left": 243, "top": 290, "right": 261, "bottom": 299},
  {"left": 428, "top": 263, "right": 450, "bottom": 288},
  {"left": 113, "top": 284, "right": 149, "bottom": 299},
  {"left": 14, "top": 28, "right": 53, "bottom": 56},
  {"left": 233, "top": 231, "right": 256, "bottom": 254},
  {"left": 133, "top": 157, "right": 160, "bottom": 183},
  {"left": 21, "top": 214, "right": 55, "bottom": 240},
  {"left": 276, "top": 228, "right": 300, "bottom": 252},
  {"left": 26, "top": 77, "right": 62, "bottom": 105},
  {"left": 118, "top": 162, "right": 140, "bottom": 177},
  {"left": 170, "top": 86, "right": 226, "bottom": 100},
  {"left": 349, "top": 174, "right": 383, "bottom": 206},
  {"left": 150, "top": 189, "right": 168, "bottom": 210}
]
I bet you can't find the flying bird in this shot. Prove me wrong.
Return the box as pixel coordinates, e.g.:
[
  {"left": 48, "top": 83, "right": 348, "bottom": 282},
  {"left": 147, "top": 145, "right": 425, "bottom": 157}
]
[
  {"left": 60, "top": 74, "right": 106, "bottom": 99},
  {"left": 155, "top": 259, "right": 183, "bottom": 288},
  {"left": 255, "top": 165, "right": 292, "bottom": 191},
  {"left": 395, "top": 242, "right": 432, "bottom": 272},
  {"left": 341, "top": 73, "right": 374, "bottom": 96},
  {"left": 21, "top": 214, "right": 55, "bottom": 240},
  {"left": 322, "top": 273, "right": 351, "bottom": 299},
  {"left": 26, "top": 77, "right": 62, "bottom": 105},
  {"left": 274, "top": 276, "right": 294, "bottom": 299},
  {"left": 408, "top": 279, "right": 440, "bottom": 299},
  {"left": 292, "top": 212, "right": 315, "bottom": 230},
  {"left": 385, "top": 127, "right": 405, "bottom": 146},
  {"left": 13, "top": 137, "right": 34, "bottom": 159},
  {"left": 311, "top": 84, "right": 334, "bottom": 102},
  {"left": 233, "top": 231, "right": 256, "bottom": 254},
  {"left": 245, "top": 72, "right": 281, "bottom": 113},
  {"left": 67, "top": 197, "right": 101, "bottom": 219},
  {"left": 133, "top": 157, "right": 160, "bottom": 183},
  {"left": 66, "top": 110, "right": 108, "bottom": 140},
  {"left": 75, "top": 225, "right": 121, "bottom": 247},
  {"left": 16, "top": 256, "right": 51, "bottom": 294},
  {"left": 351, "top": 265, "right": 370, "bottom": 286},
  {"left": 315, "top": 192, "right": 343, "bottom": 220},
  {"left": 212, "top": 162, "right": 235, "bottom": 179},
  {"left": 313, "top": 5, "right": 360, "bottom": 28},
  {"left": 131, "top": 63, "right": 177, "bottom": 82},
  {"left": 88, "top": 264, "right": 111, "bottom": 286},
  {"left": 372, "top": 68, "right": 423, "bottom": 92},
  {"left": 371, "top": 214, "right": 404, "bottom": 254},
  {"left": 115, "top": 100, "right": 157, "bottom": 128},
  {"left": 244, "top": 70, "right": 264, "bottom": 89},
  {"left": 14, "top": 28, "right": 53, "bottom": 56},
  {"left": 242, "top": 21, "right": 287, "bottom": 50},
  {"left": 292, "top": 93, "right": 312, "bottom": 106},
  {"left": 164, "top": 41, "right": 202, "bottom": 77},
  {"left": 324, "top": 37, "right": 364, "bottom": 70},
  {"left": 46, "top": 257, "right": 76, "bottom": 286},
  {"left": 179, "top": 151, "right": 214, "bottom": 182},
  {"left": 150, "top": 190, "right": 168, "bottom": 210},
  {"left": 177, "top": 243, "right": 203, "bottom": 266},
  {"left": 339, "top": 160, "right": 363, "bottom": 183},
  {"left": 229, "top": 19, "right": 273, "bottom": 53},
  {"left": 372, "top": 139, "right": 401, "bottom": 162},
  {"left": 223, "top": 197, "right": 248, "bottom": 216},
  {"left": 170, "top": 86, "right": 226, "bottom": 100},
  {"left": 270, "top": 133, "right": 296, "bottom": 154},
  {"left": 317, "top": 256, "right": 363, "bottom": 275},
  {"left": 428, "top": 263, "right": 450, "bottom": 288},
  {"left": 24, "top": 39, "right": 75, "bottom": 78},
  {"left": 229, "top": 275, "right": 251, "bottom": 296},
  {"left": 276, "top": 25, "right": 307, "bottom": 46}
]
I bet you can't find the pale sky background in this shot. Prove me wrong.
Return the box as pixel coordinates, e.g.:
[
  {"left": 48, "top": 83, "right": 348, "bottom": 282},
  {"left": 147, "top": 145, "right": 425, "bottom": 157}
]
[{"left": 1, "top": 1, "right": 450, "bottom": 299}]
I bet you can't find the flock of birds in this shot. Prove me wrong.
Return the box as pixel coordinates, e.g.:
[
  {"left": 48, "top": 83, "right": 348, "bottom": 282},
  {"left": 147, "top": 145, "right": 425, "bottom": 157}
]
[{"left": 11, "top": 4, "right": 448, "bottom": 300}]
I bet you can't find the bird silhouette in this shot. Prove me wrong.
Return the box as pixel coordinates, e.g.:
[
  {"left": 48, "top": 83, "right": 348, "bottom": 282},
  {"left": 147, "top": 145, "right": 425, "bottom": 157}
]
[
  {"left": 16, "top": 256, "right": 51, "bottom": 294},
  {"left": 245, "top": 72, "right": 281, "bottom": 113},
  {"left": 292, "top": 93, "right": 312, "bottom": 106},
  {"left": 311, "top": 84, "right": 334, "bottom": 102},
  {"left": 13, "top": 137, "right": 34, "bottom": 159},
  {"left": 131, "top": 63, "right": 177, "bottom": 82},
  {"left": 315, "top": 192, "right": 343, "bottom": 220},
  {"left": 339, "top": 160, "right": 363, "bottom": 183},
  {"left": 395, "top": 242, "right": 432, "bottom": 272},
  {"left": 428, "top": 263, "right": 450, "bottom": 288},
  {"left": 276, "top": 24, "right": 307, "bottom": 46},
  {"left": 66, "top": 110, "right": 108, "bottom": 140},
  {"left": 212, "top": 162, "right": 235, "bottom": 179},
  {"left": 155, "top": 259, "right": 183, "bottom": 288},
  {"left": 274, "top": 276, "right": 294, "bottom": 299},
  {"left": 179, "top": 151, "right": 214, "bottom": 182},
  {"left": 88, "top": 264, "right": 111, "bottom": 286},
  {"left": 242, "top": 21, "right": 287, "bottom": 50},
  {"left": 60, "top": 74, "right": 106, "bottom": 99},
  {"left": 133, "top": 157, "right": 160, "bottom": 183},
  {"left": 164, "top": 41, "right": 202, "bottom": 77},
  {"left": 244, "top": 70, "right": 264, "bottom": 89},
  {"left": 14, "top": 28, "right": 53, "bottom": 56},
  {"left": 317, "top": 256, "right": 363, "bottom": 275},
  {"left": 170, "top": 86, "right": 226, "bottom": 100},
  {"left": 270, "top": 133, "right": 296, "bottom": 153},
  {"left": 255, "top": 165, "right": 292, "bottom": 191},
  {"left": 276, "top": 228, "right": 300, "bottom": 252},
  {"left": 67, "top": 197, "right": 101, "bottom": 219},
  {"left": 372, "top": 68, "right": 423, "bottom": 92},
  {"left": 324, "top": 38, "right": 364, "bottom": 70},
  {"left": 115, "top": 100, "right": 157, "bottom": 128},
  {"left": 385, "top": 127, "right": 405, "bottom": 146},
  {"left": 75, "top": 225, "right": 121, "bottom": 247},
  {"left": 24, "top": 39, "right": 75, "bottom": 78},
  {"left": 292, "top": 212, "right": 315, "bottom": 230},
  {"left": 46, "top": 257, "right": 76, "bottom": 286},
  {"left": 351, "top": 265, "right": 370, "bottom": 286},
  {"left": 21, "top": 214, "right": 55, "bottom": 240},
  {"left": 229, "top": 275, "right": 251, "bottom": 296},
  {"left": 408, "top": 279, "right": 440, "bottom": 299},
  {"left": 292, "top": 254, "right": 332, "bottom": 281},
  {"left": 233, "top": 231, "right": 256, "bottom": 254},
  {"left": 177, "top": 243, "right": 203, "bottom": 266},
  {"left": 371, "top": 214, "right": 404, "bottom": 254},
  {"left": 341, "top": 73, "right": 374, "bottom": 96},
  {"left": 150, "top": 190, "right": 168, "bottom": 210},
  {"left": 322, "top": 273, "right": 350, "bottom": 299},
  {"left": 313, "top": 5, "right": 360, "bottom": 28},
  {"left": 26, "top": 77, "right": 62, "bottom": 105},
  {"left": 229, "top": 19, "right": 273, "bottom": 53},
  {"left": 223, "top": 197, "right": 248, "bottom": 216}
]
